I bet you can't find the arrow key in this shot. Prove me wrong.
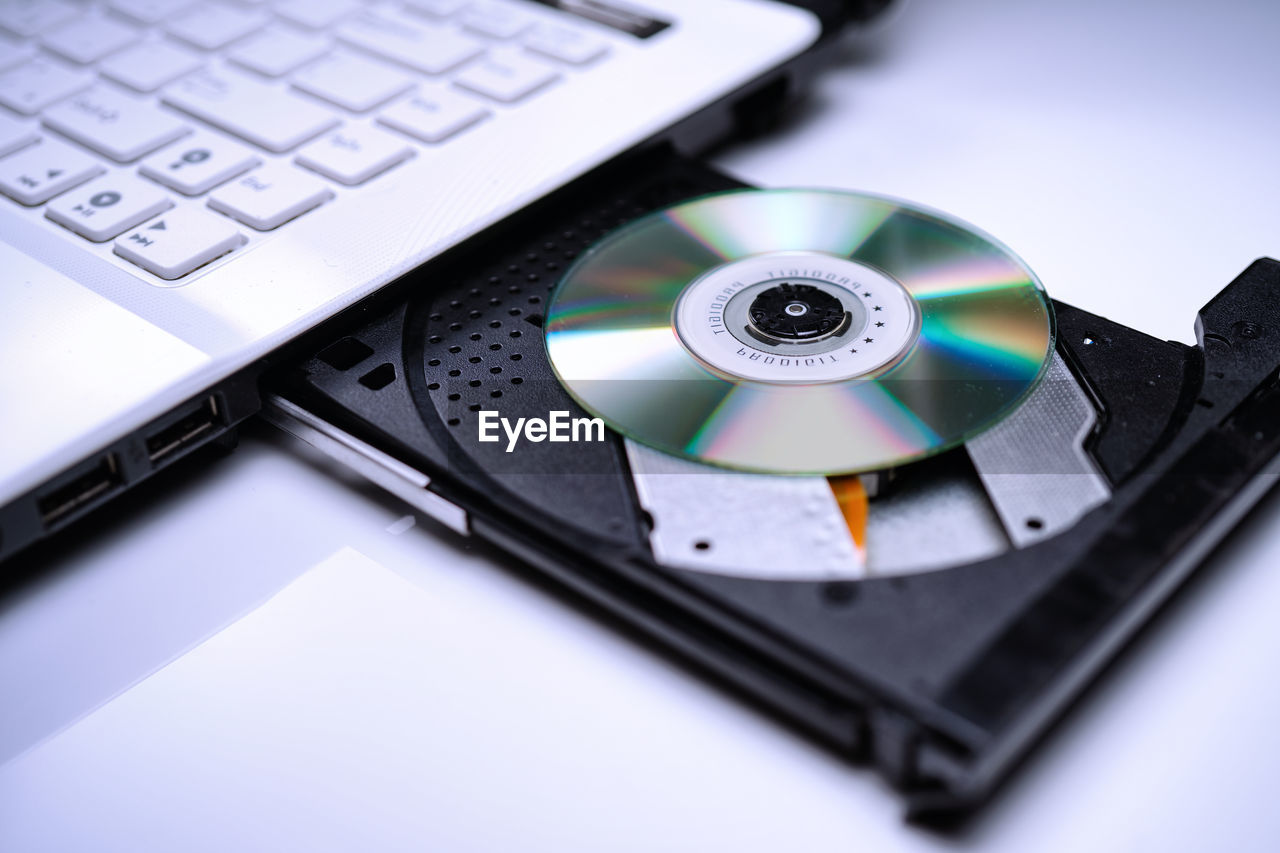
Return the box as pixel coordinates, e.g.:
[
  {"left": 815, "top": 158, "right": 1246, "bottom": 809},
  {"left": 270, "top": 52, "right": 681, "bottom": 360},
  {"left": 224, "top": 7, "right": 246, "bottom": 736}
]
[
  {"left": 113, "top": 205, "right": 243, "bottom": 280},
  {"left": 0, "top": 137, "right": 103, "bottom": 206}
]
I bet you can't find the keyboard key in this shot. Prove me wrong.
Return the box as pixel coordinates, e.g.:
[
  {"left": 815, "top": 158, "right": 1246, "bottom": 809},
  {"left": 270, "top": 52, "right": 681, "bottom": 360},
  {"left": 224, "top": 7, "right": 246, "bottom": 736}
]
[
  {"left": 454, "top": 51, "right": 559, "bottom": 103},
  {"left": 41, "top": 14, "right": 141, "bottom": 65},
  {"left": 99, "top": 41, "right": 203, "bottom": 93},
  {"left": 295, "top": 126, "right": 414, "bottom": 186},
  {"left": 208, "top": 163, "right": 331, "bottom": 230},
  {"left": 0, "top": 138, "right": 104, "bottom": 206},
  {"left": 460, "top": 2, "right": 534, "bottom": 40},
  {"left": 0, "top": 113, "right": 38, "bottom": 157},
  {"left": 162, "top": 69, "right": 339, "bottom": 153},
  {"left": 46, "top": 173, "right": 172, "bottom": 242},
  {"left": 228, "top": 27, "right": 330, "bottom": 78},
  {"left": 43, "top": 86, "right": 189, "bottom": 163},
  {"left": 0, "top": 0, "right": 77, "bottom": 38},
  {"left": 336, "top": 11, "right": 485, "bottom": 75},
  {"left": 275, "top": 0, "right": 359, "bottom": 31},
  {"left": 523, "top": 24, "right": 609, "bottom": 66},
  {"left": 0, "top": 34, "right": 33, "bottom": 73},
  {"left": 114, "top": 205, "right": 243, "bottom": 279},
  {"left": 377, "top": 87, "right": 489, "bottom": 143},
  {"left": 291, "top": 52, "right": 413, "bottom": 113},
  {"left": 0, "top": 57, "right": 91, "bottom": 116},
  {"left": 140, "top": 131, "right": 259, "bottom": 195},
  {"left": 107, "top": 0, "right": 197, "bottom": 26},
  {"left": 404, "top": 0, "right": 470, "bottom": 19},
  {"left": 166, "top": 4, "right": 266, "bottom": 51}
]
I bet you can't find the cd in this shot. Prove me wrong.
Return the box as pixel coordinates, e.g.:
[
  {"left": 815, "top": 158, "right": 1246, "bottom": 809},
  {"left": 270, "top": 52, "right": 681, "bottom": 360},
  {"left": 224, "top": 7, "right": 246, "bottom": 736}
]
[{"left": 544, "top": 189, "right": 1054, "bottom": 475}]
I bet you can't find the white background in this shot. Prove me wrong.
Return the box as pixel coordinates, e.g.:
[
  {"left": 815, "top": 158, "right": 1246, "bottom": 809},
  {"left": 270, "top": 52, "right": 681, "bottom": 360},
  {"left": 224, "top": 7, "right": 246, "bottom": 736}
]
[{"left": 3, "top": 0, "right": 1280, "bottom": 849}]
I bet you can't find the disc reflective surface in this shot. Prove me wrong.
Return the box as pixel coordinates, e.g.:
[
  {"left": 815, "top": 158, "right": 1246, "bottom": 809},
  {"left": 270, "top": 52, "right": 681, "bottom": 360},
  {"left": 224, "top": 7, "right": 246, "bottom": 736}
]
[{"left": 545, "top": 189, "right": 1055, "bottom": 475}]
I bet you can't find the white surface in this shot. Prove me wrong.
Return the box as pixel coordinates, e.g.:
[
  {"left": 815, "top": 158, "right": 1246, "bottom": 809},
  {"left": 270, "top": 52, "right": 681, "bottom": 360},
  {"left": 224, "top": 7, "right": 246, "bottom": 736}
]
[
  {"left": 3, "top": 0, "right": 1280, "bottom": 850},
  {"left": 0, "top": 243, "right": 209, "bottom": 484},
  {"left": 3, "top": 427, "right": 1279, "bottom": 851},
  {"left": 1, "top": 546, "right": 893, "bottom": 852},
  {"left": 718, "top": 0, "right": 1280, "bottom": 348}
]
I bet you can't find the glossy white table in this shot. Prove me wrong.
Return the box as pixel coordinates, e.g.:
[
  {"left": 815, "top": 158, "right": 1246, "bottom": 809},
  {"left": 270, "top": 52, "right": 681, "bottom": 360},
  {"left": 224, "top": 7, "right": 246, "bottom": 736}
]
[{"left": 3, "top": 0, "right": 1278, "bottom": 849}]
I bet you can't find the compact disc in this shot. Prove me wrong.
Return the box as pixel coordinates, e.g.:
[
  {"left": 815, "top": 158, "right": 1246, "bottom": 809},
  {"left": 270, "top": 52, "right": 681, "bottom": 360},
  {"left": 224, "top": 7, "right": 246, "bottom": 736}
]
[{"left": 544, "top": 189, "right": 1054, "bottom": 475}]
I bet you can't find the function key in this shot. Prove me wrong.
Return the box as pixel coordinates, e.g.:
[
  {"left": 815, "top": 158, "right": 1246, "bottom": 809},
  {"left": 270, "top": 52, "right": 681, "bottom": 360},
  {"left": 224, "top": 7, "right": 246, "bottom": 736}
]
[
  {"left": 42, "top": 87, "right": 189, "bottom": 163},
  {"left": 377, "top": 87, "right": 489, "bottom": 144},
  {"left": 0, "top": 0, "right": 78, "bottom": 39},
  {"left": 275, "top": 0, "right": 360, "bottom": 31},
  {"left": 460, "top": 2, "right": 534, "bottom": 40},
  {"left": 100, "top": 41, "right": 203, "bottom": 94},
  {"left": 166, "top": 4, "right": 268, "bottom": 52},
  {"left": 162, "top": 69, "right": 339, "bottom": 153},
  {"left": 46, "top": 174, "right": 172, "bottom": 242},
  {"left": 113, "top": 206, "right": 243, "bottom": 280},
  {"left": 336, "top": 11, "right": 485, "bottom": 75},
  {"left": 140, "top": 131, "right": 260, "bottom": 196},
  {"left": 227, "top": 27, "right": 330, "bottom": 78},
  {"left": 0, "top": 137, "right": 104, "bottom": 206},
  {"left": 0, "top": 112, "right": 38, "bottom": 158},
  {"left": 107, "top": 0, "right": 199, "bottom": 27},
  {"left": 454, "top": 50, "right": 559, "bottom": 104},
  {"left": 0, "top": 34, "right": 32, "bottom": 74},
  {"left": 207, "top": 163, "right": 332, "bottom": 230},
  {"left": 523, "top": 24, "right": 609, "bottom": 66},
  {"left": 291, "top": 52, "right": 414, "bottom": 113},
  {"left": 403, "top": 0, "right": 470, "bottom": 20},
  {"left": 40, "top": 14, "right": 140, "bottom": 66},
  {"left": 0, "top": 57, "right": 91, "bottom": 116},
  {"left": 295, "top": 126, "right": 414, "bottom": 186}
]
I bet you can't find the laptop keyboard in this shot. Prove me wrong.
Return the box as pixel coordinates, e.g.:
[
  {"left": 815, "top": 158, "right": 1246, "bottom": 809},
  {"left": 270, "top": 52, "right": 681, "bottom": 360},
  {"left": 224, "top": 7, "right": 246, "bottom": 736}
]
[{"left": 0, "top": 0, "right": 614, "bottom": 281}]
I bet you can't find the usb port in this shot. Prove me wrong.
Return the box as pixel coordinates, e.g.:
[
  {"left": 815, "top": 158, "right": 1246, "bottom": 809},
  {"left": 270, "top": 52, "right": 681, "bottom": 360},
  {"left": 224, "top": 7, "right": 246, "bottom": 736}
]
[
  {"left": 146, "top": 396, "right": 222, "bottom": 465},
  {"left": 38, "top": 455, "right": 123, "bottom": 527}
]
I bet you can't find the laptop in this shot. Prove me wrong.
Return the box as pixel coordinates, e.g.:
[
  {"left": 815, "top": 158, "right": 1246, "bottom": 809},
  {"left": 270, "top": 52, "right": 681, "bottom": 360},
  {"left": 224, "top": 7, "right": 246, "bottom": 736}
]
[{"left": 0, "top": 0, "right": 852, "bottom": 560}]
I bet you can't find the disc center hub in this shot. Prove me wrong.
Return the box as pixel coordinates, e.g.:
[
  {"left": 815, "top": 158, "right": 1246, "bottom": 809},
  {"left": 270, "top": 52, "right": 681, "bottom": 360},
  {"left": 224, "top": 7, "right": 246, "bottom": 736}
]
[
  {"left": 747, "top": 283, "right": 850, "bottom": 344},
  {"left": 673, "top": 252, "right": 920, "bottom": 384}
]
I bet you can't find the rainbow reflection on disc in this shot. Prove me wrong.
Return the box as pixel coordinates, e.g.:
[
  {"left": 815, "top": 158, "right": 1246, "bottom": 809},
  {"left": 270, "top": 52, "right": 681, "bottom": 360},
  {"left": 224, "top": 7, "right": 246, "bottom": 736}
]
[{"left": 544, "top": 189, "right": 1055, "bottom": 475}]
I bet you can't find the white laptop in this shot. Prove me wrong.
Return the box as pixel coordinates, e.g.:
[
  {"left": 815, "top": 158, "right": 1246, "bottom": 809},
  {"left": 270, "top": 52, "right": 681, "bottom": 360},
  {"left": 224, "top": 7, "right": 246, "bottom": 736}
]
[{"left": 0, "top": 0, "right": 824, "bottom": 559}]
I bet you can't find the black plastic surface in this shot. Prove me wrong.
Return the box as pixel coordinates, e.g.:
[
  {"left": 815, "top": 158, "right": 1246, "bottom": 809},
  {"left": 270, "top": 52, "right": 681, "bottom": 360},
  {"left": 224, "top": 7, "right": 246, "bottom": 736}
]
[{"left": 275, "top": 157, "right": 1280, "bottom": 820}]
